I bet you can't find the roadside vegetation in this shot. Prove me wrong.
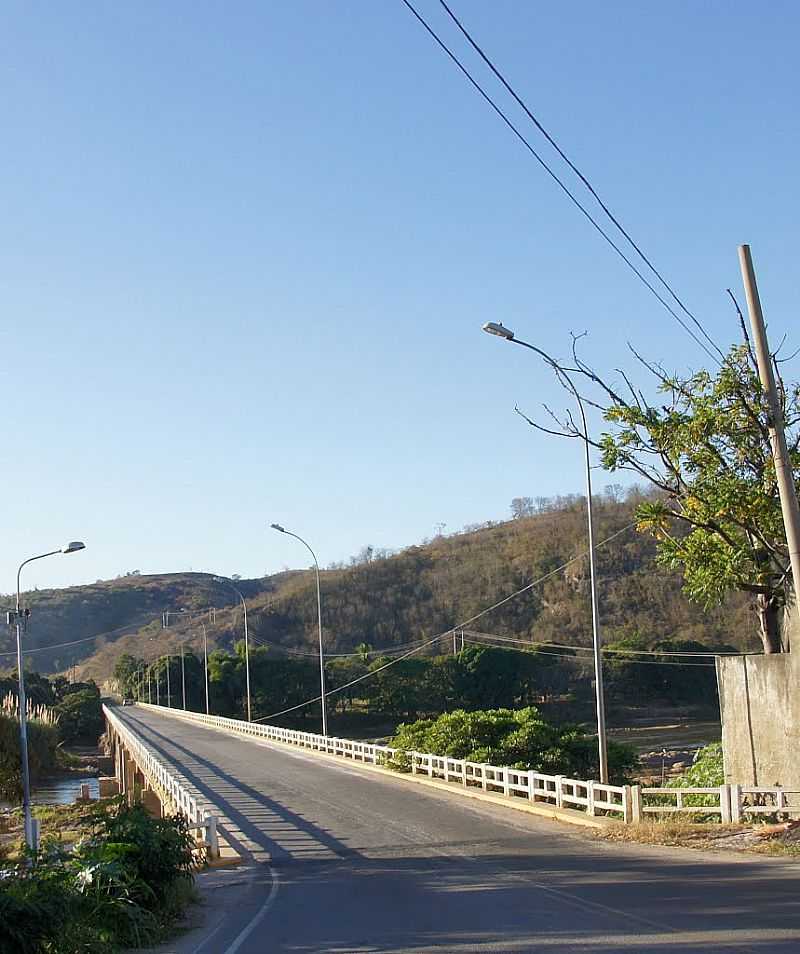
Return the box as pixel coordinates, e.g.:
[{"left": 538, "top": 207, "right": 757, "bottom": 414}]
[
  {"left": 0, "top": 798, "right": 196, "bottom": 953},
  {"left": 668, "top": 743, "right": 724, "bottom": 789},
  {"left": 388, "top": 706, "right": 638, "bottom": 784},
  {"left": 115, "top": 637, "right": 725, "bottom": 747},
  {"left": 0, "top": 674, "right": 104, "bottom": 801}
]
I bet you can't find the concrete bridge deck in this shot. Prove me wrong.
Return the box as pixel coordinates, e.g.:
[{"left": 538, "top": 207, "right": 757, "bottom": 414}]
[{"left": 117, "top": 705, "right": 800, "bottom": 953}]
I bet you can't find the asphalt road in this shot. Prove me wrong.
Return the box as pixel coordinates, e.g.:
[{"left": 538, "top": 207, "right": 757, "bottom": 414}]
[{"left": 119, "top": 707, "right": 800, "bottom": 953}]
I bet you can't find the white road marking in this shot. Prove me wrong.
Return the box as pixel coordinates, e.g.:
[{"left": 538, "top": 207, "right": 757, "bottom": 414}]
[{"left": 222, "top": 864, "right": 280, "bottom": 954}]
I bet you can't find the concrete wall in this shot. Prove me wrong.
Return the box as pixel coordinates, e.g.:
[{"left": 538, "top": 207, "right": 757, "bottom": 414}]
[{"left": 716, "top": 652, "right": 800, "bottom": 787}]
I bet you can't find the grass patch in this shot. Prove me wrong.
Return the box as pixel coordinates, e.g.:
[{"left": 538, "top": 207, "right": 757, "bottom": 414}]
[{"left": 597, "top": 819, "right": 800, "bottom": 857}]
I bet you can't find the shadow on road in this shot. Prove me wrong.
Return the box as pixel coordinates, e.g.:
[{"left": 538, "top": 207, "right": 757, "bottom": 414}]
[{"left": 121, "top": 710, "right": 800, "bottom": 953}]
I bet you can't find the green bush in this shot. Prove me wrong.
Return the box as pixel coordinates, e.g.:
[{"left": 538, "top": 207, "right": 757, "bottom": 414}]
[
  {"left": 651, "top": 742, "right": 726, "bottom": 816},
  {"left": 0, "top": 712, "right": 60, "bottom": 803},
  {"left": 669, "top": 743, "right": 724, "bottom": 789},
  {"left": 390, "top": 707, "right": 638, "bottom": 784},
  {"left": 55, "top": 687, "right": 104, "bottom": 744},
  {"left": 0, "top": 801, "right": 196, "bottom": 953}
]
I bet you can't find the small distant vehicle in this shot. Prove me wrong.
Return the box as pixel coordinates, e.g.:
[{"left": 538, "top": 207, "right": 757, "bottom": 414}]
[{"left": 121, "top": 698, "right": 134, "bottom": 707}]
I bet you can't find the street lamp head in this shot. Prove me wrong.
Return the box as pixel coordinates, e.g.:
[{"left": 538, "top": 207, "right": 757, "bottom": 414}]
[
  {"left": 62, "top": 542, "right": 86, "bottom": 555},
  {"left": 482, "top": 321, "right": 515, "bottom": 340},
  {"left": 270, "top": 523, "right": 286, "bottom": 533}
]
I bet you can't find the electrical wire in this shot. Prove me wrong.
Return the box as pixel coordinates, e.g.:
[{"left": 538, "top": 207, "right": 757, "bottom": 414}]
[
  {"left": 435, "top": 0, "right": 724, "bottom": 361},
  {"left": 253, "top": 631, "right": 450, "bottom": 721},
  {"left": 462, "top": 629, "right": 738, "bottom": 658},
  {"left": 461, "top": 635, "right": 715, "bottom": 667},
  {"left": 0, "top": 631, "right": 111, "bottom": 658},
  {"left": 398, "top": 0, "right": 723, "bottom": 365},
  {"left": 253, "top": 521, "right": 636, "bottom": 720}
]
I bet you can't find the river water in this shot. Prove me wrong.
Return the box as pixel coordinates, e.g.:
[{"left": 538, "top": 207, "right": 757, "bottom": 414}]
[{"left": 0, "top": 775, "right": 100, "bottom": 811}]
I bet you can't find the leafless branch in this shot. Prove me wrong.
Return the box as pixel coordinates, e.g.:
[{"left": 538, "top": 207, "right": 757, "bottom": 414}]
[{"left": 514, "top": 404, "right": 578, "bottom": 439}]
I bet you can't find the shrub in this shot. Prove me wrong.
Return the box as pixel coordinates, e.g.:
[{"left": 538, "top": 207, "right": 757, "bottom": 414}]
[
  {"left": 0, "top": 710, "right": 60, "bottom": 803},
  {"left": 670, "top": 743, "right": 724, "bottom": 789},
  {"left": 0, "top": 801, "right": 196, "bottom": 953},
  {"left": 55, "top": 687, "right": 104, "bottom": 744},
  {"left": 653, "top": 742, "right": 725, "bottom": 816},
  {"left": 390, "top": 707, "right": 638, "bottom": 784}
]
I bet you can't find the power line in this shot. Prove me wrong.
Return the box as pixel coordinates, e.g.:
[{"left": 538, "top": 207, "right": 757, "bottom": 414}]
[
  {"left": 435, "top": 0, "right": 724, "bottom": 361},
  {"left": 463, "top": 629, "right": 738, "bottom": 658},
  {"left": 461, "top": 634, "right": 715, "bottom": 667},
  {"left": 253, "top": 521, "right": 636, "bottom": 720},
  {"left": 398, "top": 0, "right": 723, "bottom": 365},
  {"left": 253, "top": 631, "right": 449, "bottom": 721},
  {"left": 0, "top": 631, "right": 109, "bottom": 659}
]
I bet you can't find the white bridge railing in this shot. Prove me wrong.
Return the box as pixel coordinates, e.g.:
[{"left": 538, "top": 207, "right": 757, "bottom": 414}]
[
  {"left": 133, "top": 703, "right": 800, "bottom": 825},
  {"left": 103, "top": 704, "right": 219, "bottom": 857},
  {"left": 136, "top": 703, "right": 632, "bottom": 822}
]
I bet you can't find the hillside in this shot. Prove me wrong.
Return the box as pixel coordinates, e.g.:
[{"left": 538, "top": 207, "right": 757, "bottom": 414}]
[{"left": 1, "top": 493, "right": 759, "bottom": 684}]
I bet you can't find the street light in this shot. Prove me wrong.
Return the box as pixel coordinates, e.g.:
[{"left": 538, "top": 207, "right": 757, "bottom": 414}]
[
  {"left": 13, "top": 542, "right": 86, "bottom": 849},
  {"left": 213, "top": 577, "right": 252, "bottom": 722},
  {"left": 180, "top": 641, "right": 187, "bottom": 710},
  {"left": 270, "top": 523, "right": 328, "bottom": 736},
  {"left": 201, "top": 623, "right": 210, "bottom": 715},
  {"left": 482, "top": 320, "right": 610, "bottom": 785}
]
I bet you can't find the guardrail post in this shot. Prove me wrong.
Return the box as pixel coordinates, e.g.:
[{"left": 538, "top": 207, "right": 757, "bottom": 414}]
[
  {"left": 630, "top": 785, "right": 642, "bottom": 824},
  {"left": 503, "top": 769, "right": 511, "bottom": 797},
  {"left": 411, "top": 751, "right": 417, "bottom": 775},
  {"left": 555, "top": 775, "right": 564, "bottom": 808},
  {"left": 720, "top": 784, "right": 732, "bottom": 824},
  {"left": 205, "top": 815, "right": 219, "bottom": 859},
  {"left": 587, "top": 781, "right": 596, "bottom": 816},
  {"left": 729, "top": 784, "right": 742, "bottom": 824},
  {"left": 622, "top": 785, "right": 632, "bottom": 824}
]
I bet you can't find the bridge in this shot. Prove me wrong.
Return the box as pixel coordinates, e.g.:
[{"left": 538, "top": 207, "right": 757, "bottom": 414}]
[{"left": 103, "top": 703, "right": 800, "bottom": 953}]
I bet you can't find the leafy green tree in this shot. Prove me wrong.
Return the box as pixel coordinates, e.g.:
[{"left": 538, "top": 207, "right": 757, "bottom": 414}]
[
  {"left": 54, "top": 685, "right": 104, "bottom": 743},
  {"left": 600, "top": 344, "right": 799, "bottom": 653},
  {"left": 113, "top": 653, "right": 141, "bottom": 697},
  {"left": 523, "top": 336, "right": 799, "bottom": 652}
]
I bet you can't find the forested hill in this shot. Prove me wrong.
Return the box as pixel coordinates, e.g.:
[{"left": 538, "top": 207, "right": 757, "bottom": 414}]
[{"left": 2, "top": 492, "right": 758, "bottom": 683}]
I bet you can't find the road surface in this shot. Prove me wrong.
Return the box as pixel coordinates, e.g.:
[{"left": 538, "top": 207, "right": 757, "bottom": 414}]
[{"left": 119, "top": 706, "right": 800, "bottom": 953}]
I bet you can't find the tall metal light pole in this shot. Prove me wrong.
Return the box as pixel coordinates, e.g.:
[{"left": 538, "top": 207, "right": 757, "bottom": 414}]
[
  {"left": 482, "top": 321, "right": 609, "bottom": 784},
  {"left": 202, "top": 623, "right": 210, "bottom": 715},
  {"left": 165, "top": 655, "right": 172, "bottom": 708},
  {"left": 270, "top": 523, "right": 328, "bottom": 736},
  {"left": 180, "top": 641, "right": 187, "bottom": 710},
  {"left": 12, "top": 542, "right": 86, "bottom": 849},
  {"left": 214, "top": 577, "right": 252, "bottom": 721}
]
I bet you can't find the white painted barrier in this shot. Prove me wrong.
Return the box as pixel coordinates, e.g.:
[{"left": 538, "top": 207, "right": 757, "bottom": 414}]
[
  {"left": 133, "top": 703, "right": 631, "bottom": 822},
  {"left": 129, "top": 704, "right": 800, "bottom": 825},
  {"left": 103, "top": 704, "right": 219, "bottom": 857}
]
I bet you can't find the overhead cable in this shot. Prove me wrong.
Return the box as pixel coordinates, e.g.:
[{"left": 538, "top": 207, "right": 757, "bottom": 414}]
[
  {"left": 253, "top": 521, "right": 636, "bottom": 720},
  {"left": 435, "top": 0, "right": 724, "bottom": 360},
  {"left": 398, "top": 0, "right": 723, "bottom": 364}
]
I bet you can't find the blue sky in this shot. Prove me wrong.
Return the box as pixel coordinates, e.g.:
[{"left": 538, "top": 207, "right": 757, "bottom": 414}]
[{"left": 2, "top": 1, "right": 798, "bottom": 591}]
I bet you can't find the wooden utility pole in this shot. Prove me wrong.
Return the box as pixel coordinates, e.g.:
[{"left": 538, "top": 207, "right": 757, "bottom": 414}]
[{"left": 739, "top": 244, "right": 800, "bottom": 641}]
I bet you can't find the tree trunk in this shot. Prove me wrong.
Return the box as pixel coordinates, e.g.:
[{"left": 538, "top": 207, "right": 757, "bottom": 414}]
[{"left": 756, "top": 593, "right": 783, "bottom": 654}]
